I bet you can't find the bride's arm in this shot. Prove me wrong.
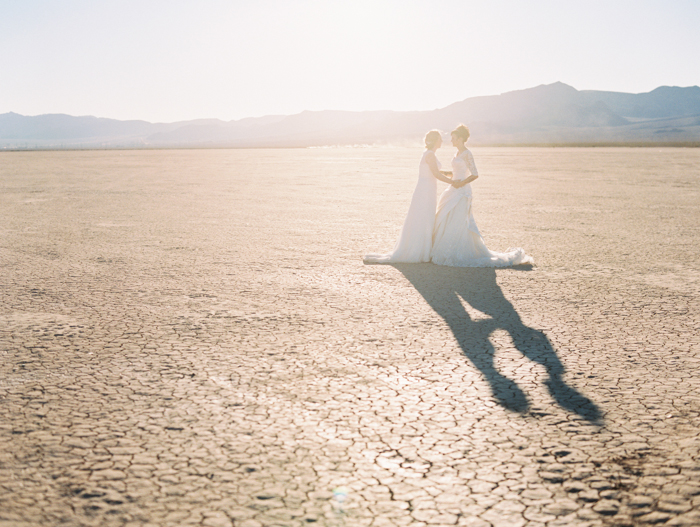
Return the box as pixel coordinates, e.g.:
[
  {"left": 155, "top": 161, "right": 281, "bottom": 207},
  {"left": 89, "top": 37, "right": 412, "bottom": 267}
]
[
  {"left": 425, "top": 152, "right": 459, "bottom": 186},
  {"left": 464, "top": 151, "right": 479, "bottom": 184},
  {"left": 453, "top": 175, "right": 478, "bottom": 188}
]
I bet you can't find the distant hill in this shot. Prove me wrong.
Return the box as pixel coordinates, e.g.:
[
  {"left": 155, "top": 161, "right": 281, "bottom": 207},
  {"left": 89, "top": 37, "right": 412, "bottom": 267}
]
[{"left": 2, "top": 82, "right": 700, "bottom": 149}]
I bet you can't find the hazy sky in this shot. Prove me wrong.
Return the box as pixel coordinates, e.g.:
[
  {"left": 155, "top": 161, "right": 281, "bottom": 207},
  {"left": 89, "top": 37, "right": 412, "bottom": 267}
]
[{"left": 2, "top": 0, "right": 699, "bottom": 123}]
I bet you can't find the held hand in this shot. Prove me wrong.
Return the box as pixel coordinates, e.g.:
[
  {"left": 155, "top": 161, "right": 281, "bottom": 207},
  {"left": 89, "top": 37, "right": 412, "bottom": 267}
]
[{"left": 452, "top": 179, "right": 468, "bottom": 188}]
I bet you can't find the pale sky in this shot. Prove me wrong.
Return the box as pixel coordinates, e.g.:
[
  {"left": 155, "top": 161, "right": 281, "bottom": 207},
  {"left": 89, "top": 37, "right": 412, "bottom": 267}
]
[{"left": 1, "top": 0, "right": 699, "bottom": 123}]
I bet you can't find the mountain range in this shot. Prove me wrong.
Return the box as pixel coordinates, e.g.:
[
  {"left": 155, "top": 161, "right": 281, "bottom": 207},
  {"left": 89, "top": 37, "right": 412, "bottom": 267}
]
[{"left": 2, "top": 82, "right": 700, "bottom": 149}]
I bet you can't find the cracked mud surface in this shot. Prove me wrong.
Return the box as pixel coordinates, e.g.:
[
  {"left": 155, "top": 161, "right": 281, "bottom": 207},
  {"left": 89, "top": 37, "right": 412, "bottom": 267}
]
[{"left": 1, "top": 147, "right": 700, "bottom": 526}]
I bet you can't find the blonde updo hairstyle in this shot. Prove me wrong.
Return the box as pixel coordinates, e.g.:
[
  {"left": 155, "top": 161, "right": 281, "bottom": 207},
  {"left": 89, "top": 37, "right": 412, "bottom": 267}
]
[
  {"left": 424, "top": 130, "right": 442, "bottom": 149},
  {"left": 451, "top": 124, "right": 470, "bottom": 142}
]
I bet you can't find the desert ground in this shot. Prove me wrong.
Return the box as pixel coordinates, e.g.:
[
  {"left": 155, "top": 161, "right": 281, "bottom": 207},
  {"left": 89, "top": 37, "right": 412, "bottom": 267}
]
[{"left": 1, "top": 146, "right": 700, "bottom": 526}]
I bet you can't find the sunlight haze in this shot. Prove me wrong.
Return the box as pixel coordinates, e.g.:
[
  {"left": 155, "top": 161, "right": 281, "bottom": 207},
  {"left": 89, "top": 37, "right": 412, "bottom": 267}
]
[{"left": 1, "top": 0, "right": 699, "bottom": 122}]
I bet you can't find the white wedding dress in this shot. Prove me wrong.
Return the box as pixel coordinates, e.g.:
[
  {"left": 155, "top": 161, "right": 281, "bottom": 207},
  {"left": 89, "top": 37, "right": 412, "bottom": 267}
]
[
  {"left": 363, "top": 149, "right": 438, "bottom": 263},
  {"left": 431, "top": 149, "right": 534, "bottom": 267}
]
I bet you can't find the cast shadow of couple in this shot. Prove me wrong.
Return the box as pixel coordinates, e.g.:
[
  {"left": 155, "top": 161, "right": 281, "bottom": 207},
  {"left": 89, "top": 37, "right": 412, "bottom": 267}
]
[{"left": 391, "top": 263, "right": 601, "bottom": 423}]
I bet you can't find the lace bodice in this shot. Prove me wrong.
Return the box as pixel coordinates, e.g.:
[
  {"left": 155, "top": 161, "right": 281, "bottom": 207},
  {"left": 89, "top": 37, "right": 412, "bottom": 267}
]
[{"left": 451, "top": 149, "right": 478, "bottom": 181}]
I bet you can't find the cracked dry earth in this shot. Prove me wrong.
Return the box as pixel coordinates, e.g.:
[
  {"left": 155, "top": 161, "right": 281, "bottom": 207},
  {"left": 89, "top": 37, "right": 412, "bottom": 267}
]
[{"left": 1, "top": 147, "right": 700, "bottom": 527}]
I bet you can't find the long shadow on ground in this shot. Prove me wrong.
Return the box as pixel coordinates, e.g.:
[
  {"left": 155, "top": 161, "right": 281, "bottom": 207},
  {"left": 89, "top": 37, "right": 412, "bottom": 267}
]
[{"left": 392, "top": 263, "right": 601, "bottom": 423}]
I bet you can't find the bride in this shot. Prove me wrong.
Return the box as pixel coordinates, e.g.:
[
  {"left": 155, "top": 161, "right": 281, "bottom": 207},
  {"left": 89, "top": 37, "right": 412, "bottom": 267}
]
[
  {"left": 431, "top": 124, "right": 534, "bottom": 267},
  {"left": 364, "top": 130, "right": 468, "bottom": 263}
]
